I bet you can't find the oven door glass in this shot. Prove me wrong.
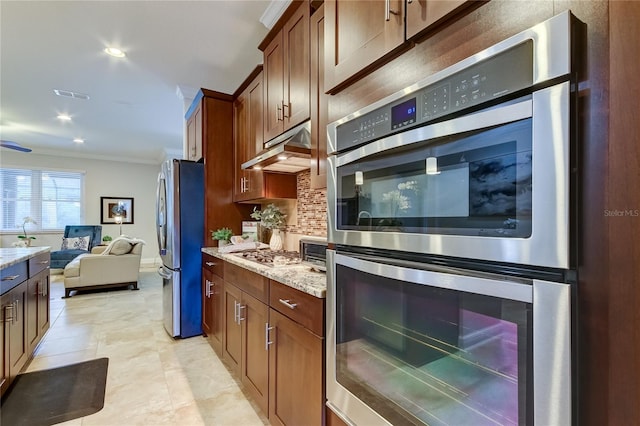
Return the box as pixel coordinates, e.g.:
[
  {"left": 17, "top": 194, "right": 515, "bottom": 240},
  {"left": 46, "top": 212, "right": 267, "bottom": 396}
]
[
  {"left": 335, "top": 258, "right": 533, "bottom": 425},
  {"left": 336, "top": 118, "right": 532, "bottom": 238}
]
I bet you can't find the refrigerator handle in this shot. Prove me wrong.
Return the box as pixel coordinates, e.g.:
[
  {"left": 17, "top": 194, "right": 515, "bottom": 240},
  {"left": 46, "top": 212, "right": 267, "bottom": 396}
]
[
  {"left": 157, "top": 266, "right": 172, "bottom": 279},
  {"left": 156, "top": 172, "right": 168, "bottom": 254}
]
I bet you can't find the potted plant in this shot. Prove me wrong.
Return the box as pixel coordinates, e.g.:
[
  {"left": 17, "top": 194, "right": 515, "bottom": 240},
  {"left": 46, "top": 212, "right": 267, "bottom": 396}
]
[
  {"left": 250, "top": 204, "right": 286, "bottom": 251},
  {"left": 102, "top": 235, "right": 113, "bottom": 243},
  {"left": 211, "top": 227, "right": 233, "bottom": 247},
  {"left": 16, "top": 216, "right": 37, "bottom": 247}
]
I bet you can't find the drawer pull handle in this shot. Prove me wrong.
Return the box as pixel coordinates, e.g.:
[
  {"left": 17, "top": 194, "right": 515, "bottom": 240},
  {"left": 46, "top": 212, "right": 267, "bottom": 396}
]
[
  {"left": 2, "top": 275, "right": 20, "bottom": 281},
  {"left": 39, "top": 260, "right": 49, "bottom": 265},
  {"left": 279, "top": 299, "right": 297, "bottom": 309},
  {"left": 205, "top": 262, "right": 215, "bottom": 267}
]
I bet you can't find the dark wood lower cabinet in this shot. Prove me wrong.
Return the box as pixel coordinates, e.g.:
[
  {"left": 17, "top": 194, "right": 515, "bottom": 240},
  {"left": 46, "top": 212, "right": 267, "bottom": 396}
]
[
  {"left": 2, "top": 252, "right": 51, "bottom": 397},
  {"left": 215, "top": 259, "right": 325, "bottom": 425},
  {"left": 202, "top": 254, "right": 224, "bottom": 355},
  {"left": 269, "top": 308, "right": 323, "bottom": 426},
  {"left": 223, "top": 282, "right": 242, "bottom": 376},
  {"left": 241, "top": 292, "right": 270, "bottom": 415},
  {"left": 3, "top": 281, "right": 28, "bottom": 392}
]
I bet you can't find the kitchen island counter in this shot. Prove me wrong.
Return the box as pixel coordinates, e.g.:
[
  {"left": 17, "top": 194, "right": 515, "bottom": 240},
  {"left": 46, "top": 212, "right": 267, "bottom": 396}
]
[
  {"left": 202, "top": 247, "right": 326, "bottom": 298},
  {"left": 0, "top": 246, "right": 51, "bottom": 270}
]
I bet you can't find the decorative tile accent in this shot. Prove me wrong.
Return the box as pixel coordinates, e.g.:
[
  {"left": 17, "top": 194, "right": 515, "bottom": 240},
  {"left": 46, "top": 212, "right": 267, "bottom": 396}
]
[{"left": 285, "top": 170, "right": 327, "bottom": 237}]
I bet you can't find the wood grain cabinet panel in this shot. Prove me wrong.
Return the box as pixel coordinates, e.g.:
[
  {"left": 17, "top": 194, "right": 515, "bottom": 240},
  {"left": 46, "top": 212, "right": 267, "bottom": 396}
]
[
  {"left": 268, "top": 308, "right": 323, "bottom": 426},
  {"left": 222, "top": 282, "right": 242, "bottom": 375},
  {"left": 310, "top": 3, "right": 328, "bottom": 189},
  {"left": 324, "top": 0, "right": 406, "bottom": 93},
  {"left": 241, "top": 292, "right": 270, "bottom": 415},
  {"left": 202, "top": 253, "right": 223, "bottom": 355},
  {"left": 263, "top": 0, "right": 310, "bottom": 141},
  {"left": 234, "top": 71, "right": 267, "bottom": 202},
  {"left": 188, "top": 89, "right": 254, "bottom": 240},
  {"left": 406, "top": 0, "right": 471, "bottom": 40},
  {"left": 1, "top": 253, "right": 50, "bottom": 398}
]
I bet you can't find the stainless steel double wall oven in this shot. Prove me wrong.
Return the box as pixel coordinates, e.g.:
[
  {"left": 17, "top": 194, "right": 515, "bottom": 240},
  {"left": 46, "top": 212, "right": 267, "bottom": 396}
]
[{"left": 326, "top": 11, "right": 580, "bottom": 426}]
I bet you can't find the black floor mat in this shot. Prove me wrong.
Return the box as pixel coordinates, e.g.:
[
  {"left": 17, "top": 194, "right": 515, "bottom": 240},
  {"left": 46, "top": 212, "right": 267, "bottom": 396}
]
[{"left": 1, "top": 358, "right": 109, "bottom": 425}]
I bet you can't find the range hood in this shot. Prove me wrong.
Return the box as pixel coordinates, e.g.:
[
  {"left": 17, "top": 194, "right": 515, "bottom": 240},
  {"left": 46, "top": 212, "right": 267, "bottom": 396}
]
[{"left": 242, "top": 120, "right": 311, "bottom": 173}]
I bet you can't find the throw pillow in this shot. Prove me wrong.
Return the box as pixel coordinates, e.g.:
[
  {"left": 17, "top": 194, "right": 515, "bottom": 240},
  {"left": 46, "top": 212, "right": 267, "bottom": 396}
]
[
  {"left": 110, "top": 239, "right": 133, "bottom": 255},
  {"left": 61, "top": 236, "right": 90, "bottom": 250}
]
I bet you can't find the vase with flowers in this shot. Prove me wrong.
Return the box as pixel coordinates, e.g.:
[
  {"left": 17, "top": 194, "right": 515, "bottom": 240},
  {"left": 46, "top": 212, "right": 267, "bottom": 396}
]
[
  {"left": 250, "top": 204, "right": 286, "bottom": 251},
  {"left": 16, "top": 216, "right": 37, "bottom": 247}
]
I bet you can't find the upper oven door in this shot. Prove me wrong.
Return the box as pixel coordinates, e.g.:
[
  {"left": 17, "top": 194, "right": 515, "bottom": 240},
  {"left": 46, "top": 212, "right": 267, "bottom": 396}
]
[{"left": 328, "top": 82, "right": 571, "bottom": 269}]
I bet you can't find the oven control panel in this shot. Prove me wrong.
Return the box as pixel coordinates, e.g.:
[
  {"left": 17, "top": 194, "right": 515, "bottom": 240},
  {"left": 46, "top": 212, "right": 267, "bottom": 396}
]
[{"left": 336, "top": 41, "right": 534, "bottom": 153}]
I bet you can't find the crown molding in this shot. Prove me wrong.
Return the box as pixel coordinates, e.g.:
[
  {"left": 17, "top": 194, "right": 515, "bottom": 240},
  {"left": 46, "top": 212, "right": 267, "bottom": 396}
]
[{"left": 260, "top": 0, "right": 292, "bottom": 29}]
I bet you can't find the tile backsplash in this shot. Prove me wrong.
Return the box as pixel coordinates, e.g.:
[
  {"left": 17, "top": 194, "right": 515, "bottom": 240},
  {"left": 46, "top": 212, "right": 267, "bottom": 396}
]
[{"left": 286, "top": 170, "right": 327, "bottom": 237}]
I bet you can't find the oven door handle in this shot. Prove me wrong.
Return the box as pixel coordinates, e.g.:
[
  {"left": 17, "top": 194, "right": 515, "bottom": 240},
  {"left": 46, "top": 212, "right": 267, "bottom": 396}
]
[
  {"left": 334, "top": 251, "right": 533, "bottom": 303},
  {"left": 336, "top": 98, "right": 532, "bottom": 167}
]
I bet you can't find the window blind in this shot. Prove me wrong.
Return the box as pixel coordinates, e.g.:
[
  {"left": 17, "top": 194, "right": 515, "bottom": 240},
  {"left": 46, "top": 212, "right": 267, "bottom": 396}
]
[{"left": 0, "top": 167, "right": 84, "bottom": 232}]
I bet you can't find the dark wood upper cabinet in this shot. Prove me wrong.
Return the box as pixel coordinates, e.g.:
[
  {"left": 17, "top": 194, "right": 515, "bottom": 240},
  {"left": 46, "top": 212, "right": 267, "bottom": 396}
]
[
  {"left": 233, "top": 69, "right": 297, "bottom": 203},
  {"left": 234, "top": 71, "right": 267, "bottom": 202},
  {"left": 186, "top": 101, "right": 203, "bottom": 161},
  {"left": 324, "top": 0, "right": 480, "bottom": 94},
  {"left": 263, "top": 0, "right": 310, "bottom": 142},
  {"left": 406, "top": 0, "right": 473, "bottom": 40},
  {"left": 310, "top": 4, "right": 327, "bottom": 189},
  {"left": 187, "top": 89, "right": 254, "bottom": 240},
  {"left": 324, "top": 0, "right": 406, "bottom": 94}
]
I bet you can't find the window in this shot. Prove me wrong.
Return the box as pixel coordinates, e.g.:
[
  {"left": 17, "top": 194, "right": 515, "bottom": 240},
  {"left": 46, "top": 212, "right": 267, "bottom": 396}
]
[{"left": 1, "top": 168, "right": 84, "bottom": 232}]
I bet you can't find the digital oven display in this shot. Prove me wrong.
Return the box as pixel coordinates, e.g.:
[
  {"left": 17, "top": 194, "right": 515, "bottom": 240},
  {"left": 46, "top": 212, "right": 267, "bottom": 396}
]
[{"left": 391, "top": 98, "right": 417, "bottom": 130}]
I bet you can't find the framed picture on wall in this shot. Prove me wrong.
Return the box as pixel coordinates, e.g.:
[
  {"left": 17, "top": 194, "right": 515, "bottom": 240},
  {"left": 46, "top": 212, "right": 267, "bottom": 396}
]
[{"left": 100, "top": 196, "right": 134, "bottom": 224}]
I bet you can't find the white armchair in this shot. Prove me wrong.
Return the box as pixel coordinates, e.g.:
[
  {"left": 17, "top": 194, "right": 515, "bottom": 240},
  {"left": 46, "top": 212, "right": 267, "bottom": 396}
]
[{"left": 63, "top": 237, "right": 145, "bottom": 298}]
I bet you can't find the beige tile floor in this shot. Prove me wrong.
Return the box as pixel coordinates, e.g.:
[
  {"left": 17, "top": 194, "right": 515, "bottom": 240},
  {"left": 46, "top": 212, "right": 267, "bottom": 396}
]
[{"left": 27, "top": 268, "right": 268, "bottom": 426}]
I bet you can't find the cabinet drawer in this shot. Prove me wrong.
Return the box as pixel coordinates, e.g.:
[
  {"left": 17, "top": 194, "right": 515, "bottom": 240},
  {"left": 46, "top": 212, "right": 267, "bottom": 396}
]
[
  {"left": 1, "top": 261, "right": 28, "bottom": 295},
  {"left": 270, "top": 280, "right": 324, "bottom": 337},
  {"left": 224, "top": 262, "right": 269, "bottom": 303},
  {"left": 29, "top": 252, "right": 51, "bottom": 277},
  {"left": 202, "top": 253, "right": 224, "bottom": 278}
]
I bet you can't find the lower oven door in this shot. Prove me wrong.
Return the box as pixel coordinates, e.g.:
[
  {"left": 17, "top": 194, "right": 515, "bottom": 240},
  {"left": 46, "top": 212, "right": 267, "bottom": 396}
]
[{"left": 326, "top": 250, "right": 571, "bottom": 426}]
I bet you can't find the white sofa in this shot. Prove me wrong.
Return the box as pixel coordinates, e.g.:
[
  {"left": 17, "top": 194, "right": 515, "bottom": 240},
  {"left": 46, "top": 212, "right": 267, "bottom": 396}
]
[{"left": 63, "top": 237, "right": 144, "bottom": 298}]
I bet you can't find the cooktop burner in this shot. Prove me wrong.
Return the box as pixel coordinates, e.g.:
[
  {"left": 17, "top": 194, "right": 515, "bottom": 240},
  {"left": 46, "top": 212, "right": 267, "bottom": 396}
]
[{"left": 234, "top": 249, "right": 302, "bottom": 267}]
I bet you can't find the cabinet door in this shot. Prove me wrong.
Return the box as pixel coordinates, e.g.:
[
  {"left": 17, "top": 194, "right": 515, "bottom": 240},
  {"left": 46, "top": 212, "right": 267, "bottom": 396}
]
[
  {"left": 241, "top": 292, "right": 270, "bottom": 415},
  {"left": 310, "top": 4, "right": 328, "bottom": 189},
  {"left": 223, "top": 283, "right": 242, "bottom": 375},
  {"left": 283, "top": 1, "right": 310, "bottom": 130},
  {"left": 324, "top": 0, "right": 405, "bottom": 93},
  {"left": 186, "top": 101, "right": 203, "bottom": 161},
  {"left": 406, "top": 0, "right": 469, "bottom": 40},
  {"left": 36, "top": 270, "right": 50, "bottom": 337},
  {"left": 210, "top": 274, "right": 223, "bottom": 354},
  {"left": 202, "top": 267, "right": 214, "bottom": 337},
  {"left": 264, "top": 32, "right": 285, "bottom": 142},
  {"left": 1, "top": 293, "right": 9, "bottom": 395},
  {"left": 7, "top": 283, "right": 27, "bottom": 380},
  {"left": 241, "top": 72, "right": 266, "bottom": 201},
  {"left": 26, "top": 276, "right": 39, "bottom": 352},
  {"left": 233, "top": 93, "right": 249, "bottom": 201},
  {"left": 268, "top": 308, "right": 323, "bottom": 426}
]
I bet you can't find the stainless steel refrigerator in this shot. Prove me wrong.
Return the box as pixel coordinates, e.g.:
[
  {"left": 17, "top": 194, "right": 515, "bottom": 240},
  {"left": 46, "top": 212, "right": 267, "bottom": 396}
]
[{"left": 156, "top": 159, "right": 203, "bottom": 338}]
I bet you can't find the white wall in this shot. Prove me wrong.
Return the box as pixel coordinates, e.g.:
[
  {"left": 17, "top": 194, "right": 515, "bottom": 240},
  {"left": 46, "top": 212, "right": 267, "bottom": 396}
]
[{"left": 1, "top": 151, "right": 163, "bottom": 266}]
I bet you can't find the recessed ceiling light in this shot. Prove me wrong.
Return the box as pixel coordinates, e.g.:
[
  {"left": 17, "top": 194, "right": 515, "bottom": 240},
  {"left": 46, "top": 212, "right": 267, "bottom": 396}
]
[
  {"left": 57, "top": 114, "right": 72, "bottom": 121},
  {"left": 104, "top": 47, "right": 126, "bottom": 58},
  {"left": 73, "top": 138, "right": 85, "bottom": 144}
]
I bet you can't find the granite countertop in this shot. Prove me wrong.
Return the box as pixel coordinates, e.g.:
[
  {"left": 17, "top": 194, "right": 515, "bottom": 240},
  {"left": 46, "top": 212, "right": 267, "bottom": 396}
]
[
  {"left": 202, "top": 247, "right": 327, "bottom": 298},
  {"left": 0, "top": 246, "right": 51, "bottom": 270}
]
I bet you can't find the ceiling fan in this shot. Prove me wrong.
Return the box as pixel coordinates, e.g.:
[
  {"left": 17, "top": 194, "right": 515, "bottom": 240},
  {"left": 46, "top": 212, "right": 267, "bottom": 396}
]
[{"left": 1, "top": 140, "right": 32, "bottom": 152}]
